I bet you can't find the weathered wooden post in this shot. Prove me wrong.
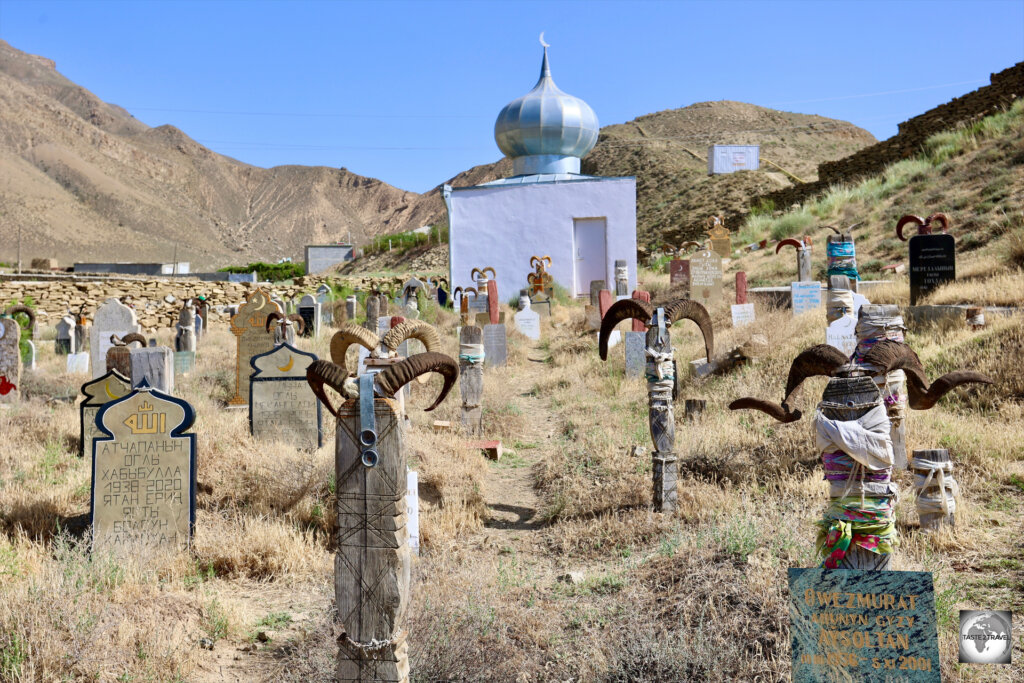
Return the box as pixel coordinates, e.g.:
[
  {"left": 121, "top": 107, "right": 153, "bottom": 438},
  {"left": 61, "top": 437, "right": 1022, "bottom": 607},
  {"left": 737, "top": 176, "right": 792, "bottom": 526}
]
[
  {"left": 175, "top": 301, "right": 197, "bottom": 352},
  {"left": 823, "top": 223, "right": 860, "bottom": 291},
  {"left": 777, "top": 236, "right": 813, "bottom": 283},
  {"left": 729, "top": 340, "right": 991, "bottom": 569},
  {"left": 365, "top": 296, "right": 380, "bottom": 334},
  {"left": 266, "top": 311, "right": 306, "bottom": 346},
  {"left": 911, "top": 449, "right": 958, "bottom": 531},
  {"left": 458, "top": 326, "right": 484, "bottom": 435},
  {"left": 305, "top": 341, "right": 457, "bottom": 683},
  {"left": 599, "top": 298, "right": 714, "bottom": 512}
]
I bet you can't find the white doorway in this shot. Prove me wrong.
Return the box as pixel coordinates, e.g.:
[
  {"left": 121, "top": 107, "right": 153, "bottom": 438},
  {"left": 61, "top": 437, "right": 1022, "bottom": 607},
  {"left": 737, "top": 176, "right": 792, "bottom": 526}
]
[{"left": 573, "top": 218, "right": 608, "bottom": 297}]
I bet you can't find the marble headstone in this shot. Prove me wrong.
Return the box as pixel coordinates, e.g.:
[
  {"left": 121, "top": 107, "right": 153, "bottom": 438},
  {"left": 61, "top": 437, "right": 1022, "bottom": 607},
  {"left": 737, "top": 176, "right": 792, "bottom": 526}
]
[
  {"left": 689, "top": 250, "right": 723, "bottom": 309},
  {"left": 90, "top": 299, "right": 141, "bottom": 379},
  {"left": 624, "top": 330, "right": 645, "bottom": 378},
  {"left": 91, "top": 386, "right": 196, "bottom": 552},
  {"left": 316, "top": 285, "right": 333, "bottom": 325},
  {"left": 909, "top": 234, "right": 956, "bottom": 306},
  {"left": 249, "top": 343, "right": 322, "bottom": 450},
  {"left": 56, "top": 315, "right": 76, "bottom": 355},
  {"left": 514, "top": 303, "right": 541, "bottom": 341}
]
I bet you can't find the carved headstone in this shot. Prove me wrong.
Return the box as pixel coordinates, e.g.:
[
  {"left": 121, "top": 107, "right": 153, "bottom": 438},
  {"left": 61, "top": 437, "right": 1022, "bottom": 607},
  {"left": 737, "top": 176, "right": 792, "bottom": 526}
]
[
  {"left": 514, "top": 301, "right": 541, "bottom": 341},
  {"left": 249, "top": 343, "right": 322, "bottom": 450},
  {"left": 67, "top": 352, "right": 90, "bottom": 374},
  {"left": 365, "top": 296, "right": 380, "bottom": 334},
  {"left": 731, "top": 303, "right": 755, "bottom": 327},
  {"left": 90, "top": 299, "right": 141, "bottom": 379},
  {"left": 624, "top": 331, "right": 645, "bottom": 378},
  {"left": 91, "top": 386, "right": 196, "bottom": 552},
  {"left": 0, "top": 319, "right": 20, "bottom": 403},
  {"left": 669, "top": 260, "right": 689, "bottom": 290},
  {"left": 298, "top": 294, "right": 320, "bottom": 338},
  {"left": 79, "top": 369, "right": 131, "bottom": 458},
  {"left": 317, "top": 285, "right": 333, "bottom": 325},
  {"left": 228, "top": 289, "right": 281, "bottom": 406},
  {"left": 56, "top": 315, "right": 76, "bottom": 355},
  {"left": 689, "top": 250, "right": 723, "bottom": 309},
  {"left": 175, "top": 304, "right": 197, "bottom": 353},
  {"left": 459, "top": 326, "right": 484, "bottom": 435},
  {"left": 825, "top": 315, "right": 858, "bottom": 356},
  {"left": 708, "top": 221, "right": 731, "bottom": 260},
  {"left": 909, "top": 234, "right": 956, "bottom": 305},
  {"left": 529, "top": 291, "right": 552, "bottom": 319}
]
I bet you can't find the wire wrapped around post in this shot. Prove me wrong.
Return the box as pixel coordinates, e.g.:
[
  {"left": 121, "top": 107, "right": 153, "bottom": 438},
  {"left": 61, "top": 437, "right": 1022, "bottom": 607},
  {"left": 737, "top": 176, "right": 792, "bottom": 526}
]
[{"left": 645, "top": 310, "right": 678, "bottom": 511}]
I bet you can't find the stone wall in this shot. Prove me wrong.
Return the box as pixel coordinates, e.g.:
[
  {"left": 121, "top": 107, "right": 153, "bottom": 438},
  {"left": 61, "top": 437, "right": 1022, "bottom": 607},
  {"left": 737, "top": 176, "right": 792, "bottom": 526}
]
[
  {"left": 755, "top": 62, "right": 1024, "bottom": 212},
  {"left": 0, "top": 273, "right": 427, "bottom": 332}
]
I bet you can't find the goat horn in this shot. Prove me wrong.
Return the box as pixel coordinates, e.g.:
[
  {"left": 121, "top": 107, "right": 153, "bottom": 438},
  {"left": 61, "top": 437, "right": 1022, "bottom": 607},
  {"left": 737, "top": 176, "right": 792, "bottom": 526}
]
[
  {"left": 381, "top": 320, "right": 441, "bottom": 353},
  {"left": 3, "top": 305, "right": 35, "bottom": 329},
  {"left": 599, "top": 299, "right": 653, "bottom": 360},
  {"left": 287, "top": 314, "right": 306, "bottom": 336},
  {"left": 470, "top": 268, "right": 483, "bottom": 280},
  {"left": 776, "top": 238, "right": 804, "bottom": 253},
  {"left": 305, "top": 360, "right": 348, "bottom": 419},
  {"left": 926, "top": 213, "right": 950, "bottom": 234},
  {"left": 729, "top": 344, "right": 848, "bottom": 423},
  {"left": 663, "top": 299, "right": 714, "bottom": 362},
  {"left": 121, "top": 333, "right": 147, "bottom": 347},
  {"left": 822, "top": 225, "right": 841, "bottom": 235},
  {"left": 896, "top": 214, "right": 925, "bottom": 241},
  {"left": 846, "top": 222, "right": 862, "bottom": 232},
  {"left": 329, "top": 323, "right": 380, "bottom": 372},
  {"left": 728, "top": 397, "right": 801, "bottom": 423},
  {"left": 861, "top": 340, "right": 992, "bottom": 410},
  {"left": 265, "top": 311, "right": 284, "bottom": 332},
  {"left": 374, "top": 352, "right": 459, "bottom": 411},
  {"left": 483, "top": 267, "right": 496, "bottom": 278},
  {"left": 680, "top": 241, "right": 701, "bottom": 253}
]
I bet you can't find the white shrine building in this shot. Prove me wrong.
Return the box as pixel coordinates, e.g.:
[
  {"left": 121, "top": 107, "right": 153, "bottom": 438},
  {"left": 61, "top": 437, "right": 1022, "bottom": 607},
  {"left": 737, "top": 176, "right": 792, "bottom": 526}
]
[{"left": 444, "top": 46, "right": 637, "bottom": 300}]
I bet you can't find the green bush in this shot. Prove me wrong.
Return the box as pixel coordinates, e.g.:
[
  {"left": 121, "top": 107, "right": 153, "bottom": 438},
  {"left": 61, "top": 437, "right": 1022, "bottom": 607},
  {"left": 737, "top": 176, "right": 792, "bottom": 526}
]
[
  {"left": 363, "top": 224, "right": 449, "bottom": 258},
  {"left": 218, "top": 262, "right": 305, "bottom": 282}
]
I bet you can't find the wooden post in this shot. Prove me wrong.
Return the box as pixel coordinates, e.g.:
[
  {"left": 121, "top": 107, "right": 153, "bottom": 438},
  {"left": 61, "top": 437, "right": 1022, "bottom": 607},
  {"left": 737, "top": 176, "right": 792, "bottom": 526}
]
[
  {"left": 459, "top": 326, "right": 483, "bottom": 435},
  {"left": 911, "top": 449, "right": 957, "bottom": 531},
  {"left": 797, "top": 245, "right": 813, "bottom": 283},
  {"left": 334, "top": 396, "right": 410, "bottom": 683},
  {"left": 684, "top": 399, "right": 706, "bottom": 421},
  {"left": 365, "top": 297, "right": 380, "bottom": 334},
  {"left": 966, "top": 306, "right": 985, "bottom": 331},
  {"left": 820, "top": 375, "right": 893, "bottom": 571},
  {"left": 645, "top": 320, "right": 677, "bottom": 512},
  {"left": 735, "top": 272, "right": 747, "bottom": 305}
]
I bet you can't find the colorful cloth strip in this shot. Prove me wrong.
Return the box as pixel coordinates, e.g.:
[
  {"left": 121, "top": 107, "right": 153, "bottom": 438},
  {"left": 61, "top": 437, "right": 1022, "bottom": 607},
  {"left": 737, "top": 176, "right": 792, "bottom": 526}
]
[
  {"left": 827, "top": 241, "right": 859, "bottom": 280},
  {"left": 816, "top": 496, "right": 898, "bottom": 568},
  {"left": 822, "top": 451, "right": 891, "bottom": 482}
]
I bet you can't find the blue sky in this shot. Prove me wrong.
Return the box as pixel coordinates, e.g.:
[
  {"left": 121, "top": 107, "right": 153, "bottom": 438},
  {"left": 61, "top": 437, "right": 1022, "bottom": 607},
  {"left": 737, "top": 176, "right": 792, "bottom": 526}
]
[{"left": 1, "top": 0, "right": 1021, "bottom": 193}]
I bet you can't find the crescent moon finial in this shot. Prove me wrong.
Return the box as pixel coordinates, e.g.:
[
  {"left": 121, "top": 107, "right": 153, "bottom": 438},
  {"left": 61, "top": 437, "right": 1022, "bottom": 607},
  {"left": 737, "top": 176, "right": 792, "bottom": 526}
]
[{"left": 539, "top": 31, "right": 550, "bottom": 48}]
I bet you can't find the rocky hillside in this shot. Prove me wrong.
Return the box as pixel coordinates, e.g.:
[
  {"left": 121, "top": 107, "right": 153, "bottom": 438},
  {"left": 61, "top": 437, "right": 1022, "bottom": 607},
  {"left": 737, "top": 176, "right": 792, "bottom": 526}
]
[{"left": 0, "top": 40, "right": 422, "bottom": 270}]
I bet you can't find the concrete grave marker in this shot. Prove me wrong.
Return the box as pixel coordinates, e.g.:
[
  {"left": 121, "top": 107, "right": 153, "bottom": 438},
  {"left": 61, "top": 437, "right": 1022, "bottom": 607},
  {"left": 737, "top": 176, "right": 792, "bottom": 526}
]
[
  {"left": 316, "top": 285, "right": 333, "bottom": 325},
  {"left": 91, "top": 385, "right": 196, "bottom": 552},
  {"left": 483, "top": 323, "right": 508, "bottom": 368},
  {"left": 90, "top": 299, "right": 141, "bottom": 379},
  {"left": 459, "top": 326, "right": 484, "bottom": 434},
  {"left": 298, "top": 294, "right": 320, "bottom": 337},
  {"left": 174, "top": 351, "right": 196, "bottom": 377},
  {"left": 909, "top": 234, "right": 956, "bottom": 306},
  {"left": 614, "top": 259, "right": 629, "bottom": 295},
  {"left": 589, "top": 280, "right": 606, "bottom": 306},
  {"left": 735, "top": 271, "right": 748, "bottom": 305},
  {"left": 689, "top": 250, "right": 723, "bottom": 309},
  {"left": 625, "top": 331, "right": 645, "bottom": 378},
  {"left": 79, "top": 369, "right": 131, "bottom": 458},
  {"left": 0, "top": 319, "right": 21, "bottom": 402},
  {"left": 193, "top": 309, "right": 204, "bottom": 342},
  {"left": 529, "top": 291, "right": 552, "bottom": 318},
  {"left": 707, "top": 217, "right": 732, "bottom": 260},
  {"left": 67, "top": 352, "right": 89, "bottom": 374},
  {"left": 132, "top": 345, "right": 175, "bottom": 394},
  {"left": 364, "top": 296, "right": 380, "bottom": 333},
  {"left": 56, "top": 314, "right": 76, "bottom": 355},
  {"left": 228, "top": 288, "right": 281, "bottom": 406},
  {"left": 826, "top": 315, "right": 858, "bottom": 356},
  {"left": 791, "top": 282, "right": 822, "bottom": 315},
  {"left": 175, "top": 303, "right": 197, "bottom": 352},
  {"left": 789, "top": 569, "right": 939, "bottom": 682},
  {"left": 345, "top": 296, "right": 357, "bottom": 322},
  {"left": 25, "top": 340, "right": 36, "bottom": 370},
  {"left": 249, "top": 342, "right": 322, "bottom": 450},
  {"left": 731, "top": 303, "right": 756, "bottom": 327},
  {"left": 669, "top": 260, "right": 689, "bottom": 290},
  {"left": 514, "top": 303, "right": 541, "bottom": 341}
]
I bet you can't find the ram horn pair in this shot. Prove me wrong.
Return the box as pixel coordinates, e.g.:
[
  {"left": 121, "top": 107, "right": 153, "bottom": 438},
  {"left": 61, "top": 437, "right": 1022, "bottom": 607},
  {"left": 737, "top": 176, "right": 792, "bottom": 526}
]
[
  {"left": 728, "top": 340, "right": 992, "bottom": 423},
  {"left": 678, "top": 241, "right": 702, "bottom": 255},
  {"left": 3, "top": 305, "right": 36, "bottom": 330},
  {"left": 822, "top": 222, "right": 861, "bottom": 236},
  {"left": 110, "top": 332, "right": 147, "bottom": 347},
  {"left": 598, "top": 298, "right": 714, "bottom": 364},
  {"left": 265, "top": 311, "right": 306, "bottom": 336},
  {"left": 896, "top": 213, "right": 950, "bottom": 241},
  {"left": 328, "top": 320, "right": 442, "bottom": 376},
  {"left": 306, "top": 352, "right": 458, "bottom": 417},
  {"left": 470, "top": 267, "right": 496, "bottom": 282}
]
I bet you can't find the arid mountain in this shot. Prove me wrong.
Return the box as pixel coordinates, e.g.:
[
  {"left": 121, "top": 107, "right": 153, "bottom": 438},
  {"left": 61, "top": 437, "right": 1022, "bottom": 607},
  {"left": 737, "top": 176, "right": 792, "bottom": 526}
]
[
  {"left": 0, "top": 40, "right": 421, "bottom": 270},
  {"left": 0, "top": 39, "right": 875, "bottom": 269}
]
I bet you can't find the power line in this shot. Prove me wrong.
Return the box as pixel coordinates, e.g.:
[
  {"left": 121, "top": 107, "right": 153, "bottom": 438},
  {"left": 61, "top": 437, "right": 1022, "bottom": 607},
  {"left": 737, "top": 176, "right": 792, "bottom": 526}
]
[
  {"left": 766, "top": 79, "right": 986, "bottom": 106},
  {"left": 129, "top": 106, "right": 489, "bottom": 119}
]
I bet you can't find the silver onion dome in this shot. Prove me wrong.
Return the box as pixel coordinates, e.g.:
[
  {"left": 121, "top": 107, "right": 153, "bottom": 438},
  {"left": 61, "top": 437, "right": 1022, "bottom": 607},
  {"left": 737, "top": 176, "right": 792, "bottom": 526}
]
[{"left": 494, "top": 47, "right": 599, "bottom": 175}]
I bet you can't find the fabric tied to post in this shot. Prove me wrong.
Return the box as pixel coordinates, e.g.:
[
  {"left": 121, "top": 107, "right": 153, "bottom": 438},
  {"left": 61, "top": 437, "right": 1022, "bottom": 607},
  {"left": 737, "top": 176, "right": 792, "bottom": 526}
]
[
  {"left": 853, "top": 313, "right": 906, "bottom": 363},
  {"left": 645, "top": 348, "right": 674, "bottom": 403},
  {"left": 817, "top": 497, "right": 898, "bottom": 568},
  {"left": 815, "top": 404, "right": 895, "bottom": 471},
  {"left": 913, "top": 458, "right": 959, "bottom": 515},
  {"left": 826, "top": 240, "right": 859, "bottom": 280},
  {"left": 826, "top": 288, "right": 855, "bottom": 317},
  {"left": 459, "top": 343, "right": 485, "bottom": 365}
]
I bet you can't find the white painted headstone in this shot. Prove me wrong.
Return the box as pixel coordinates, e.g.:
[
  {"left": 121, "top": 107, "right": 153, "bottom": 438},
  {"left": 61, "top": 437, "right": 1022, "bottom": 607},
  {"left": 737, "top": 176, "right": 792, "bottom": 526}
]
[
  {"left": 513, "top": 307, "right": 541, "bottom": 341},
  {"left": 791, "top": 282, "right": 822, "bottom": 316},
  {"left": 67, "top": 352, "right": 90, "bottom": 374},
  {"left": 26, "top": 340, "right": 36, "bottom": 370},
  {"left": 826, "top": 315, "right": 859, "bottom": 357},
  {"left": 407, "top": 469, "right": 420, "bottom": 554},
  {"left": 90, "top": 299, "right": 140, "bottom": 379},
  {"left": 731, "top": 303, "right": 756, "bottom": 327}
]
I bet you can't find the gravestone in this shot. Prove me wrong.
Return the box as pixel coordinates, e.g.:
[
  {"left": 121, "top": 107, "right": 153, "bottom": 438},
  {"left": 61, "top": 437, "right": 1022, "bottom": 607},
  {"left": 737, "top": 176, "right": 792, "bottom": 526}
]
[
  {"left": 735, "top": 272, "right": 748, "bottom": 305},
  {"left": 174, "top": 351, "right": 196, "bottom": 377},
  {"left": 345, "top": 296, "right": 357, "bottom": 321},
  {"left": 364, "top": 296, "right": 380, "bottom": 334},
  {"left": 624, "top": 331, "right": 645, "bottom": 378},
  {"left": 598, "top": 290, "right": 613, "bottom": 318},
  {"left": 26, "top": 340, "right": 36, "bottom": 370},
  {"left": 249, "top": 342, "right": 322, "bottom": 450},
  {"left": 175, "top": 304, "right": 197, "bottom": 352},
  {"left": 0, "top": 319, "right": 20, "bottom": 403},
  {"left": 482, "top": 323, "right": 508, "bottom": 368},
  {"left": 90, "top": 299, "right": 141, "bottom": 379},
  {"left": 631, "top": 291, "right": 650, "bottom": 332},
  {"left": 91, "top": 385, "right": 196, "bottom": 552},
  {"left": 731, "top": 303, "right": 755, "bottom": 327},
  {"left": 825, "top": 315, "right": 858, "bottom": 356},
  {"left": 669, "top": 260, "right": 689, "bottom": 290},
  {"left": 614, "top": 260, "right": 629, "bottom": 296},
  {"left": 909, "top": 234, "right": 956, "bottom": 305},
  {"left": 514, "top": 303, "right": 541, "bottom": 341},
  {"left": 298, "top": 294, "right": 320, "bottom": 338},
  {"left": 529, "top": 291, "right": 552, "bottom": 318},
  {"left": 228, "top": 288, "right": 282, "bottom": 406},
  {"left": 56, "top": 315, "right": 76, "bottom": 355},
  {"left": 689, "top": 250, "right": 723, "bottom": 309},
  {"left": 788, "top": 569, "right": 940, "bottom": 682},
  {"left": 791, "top": 282, "right": 822, "bottom": 315},
  {"left": 316, "top": 285, "right": 333, "bottom": 325},
  {"left": 193, "top": 310, "right": 204, "bottom": 343},
  {"left": 589, "top": 280, "right": 606, "bottom": 306},
  {"left": 195, "top": 299, "right": 209, "bottom": 342},
  {"left": 459, "top": 326, "right": 484, "bottom": 435},
  {"left": 74, "top": 310, "right": 88, "bottom": 354},
  {"left": 131, "top": 346, "right": 175, "bottom": 394},
  {"left": 79, "top": 369, "right": 132, "bottom": 458},
  {"left": 468, "top": 291, "right": 489, "bottom": 315},
  {"left": 708, "top": 223, "right": 732, "bottom": 260},
  {"left": 486, "top": 280, "right": 499, "bottom": 325},
  {"left": 67, "top": 352, "right": 89, "bottom": 374},
  {"left": 407, "top": 470, "right": 420, "bottom": 554}
]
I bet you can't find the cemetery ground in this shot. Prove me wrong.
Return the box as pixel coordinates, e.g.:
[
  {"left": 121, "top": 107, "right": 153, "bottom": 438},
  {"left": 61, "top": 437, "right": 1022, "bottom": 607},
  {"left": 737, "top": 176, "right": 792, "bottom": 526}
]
[
  {"left": 1, "top": 103, "right": 1023, "bottom": 683},
  {"left": 1, "top": 272, "right": 1023, "bottom": 681}
]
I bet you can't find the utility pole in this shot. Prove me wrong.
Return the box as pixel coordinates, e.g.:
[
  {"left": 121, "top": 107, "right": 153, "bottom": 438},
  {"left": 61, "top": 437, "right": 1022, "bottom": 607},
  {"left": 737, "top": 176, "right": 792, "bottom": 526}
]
[{"left": 17, "top": 224, "right": 22, "bottom": 274}]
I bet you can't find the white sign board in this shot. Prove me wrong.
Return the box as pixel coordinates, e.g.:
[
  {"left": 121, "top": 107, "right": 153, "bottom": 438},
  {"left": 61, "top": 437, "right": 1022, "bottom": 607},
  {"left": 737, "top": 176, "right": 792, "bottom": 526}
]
[
  {"left": 791, "top": 282, "right": 822, "bottom": 316},
  {"left": 826, "top": 315, "right": 859, "bottom": 357},
  {"left": 731, "top": 303, "right": 755, "bottom": 327}
]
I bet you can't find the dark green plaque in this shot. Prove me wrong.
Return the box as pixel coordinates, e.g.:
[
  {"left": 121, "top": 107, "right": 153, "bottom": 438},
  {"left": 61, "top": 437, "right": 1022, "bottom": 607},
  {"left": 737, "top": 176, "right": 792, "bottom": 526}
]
[{"left": 789, "top": 569, "right": 940, "bottom": 682}]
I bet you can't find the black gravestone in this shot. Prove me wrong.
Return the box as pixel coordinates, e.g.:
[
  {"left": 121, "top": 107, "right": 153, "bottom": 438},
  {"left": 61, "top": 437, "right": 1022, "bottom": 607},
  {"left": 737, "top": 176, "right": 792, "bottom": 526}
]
[
  {"left": 298, "top": 306, "right": 315, "bottom": 337},
  {"left": 909, "top": 234, "right": 955, "bottom": 305}
]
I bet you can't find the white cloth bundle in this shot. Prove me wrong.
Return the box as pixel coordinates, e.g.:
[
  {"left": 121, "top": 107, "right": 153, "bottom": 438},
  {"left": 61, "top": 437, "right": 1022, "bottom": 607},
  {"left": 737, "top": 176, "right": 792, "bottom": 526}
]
[
  {"left": 913, "top": 458, "right": 959, "bottom": 514},
  {"left": 814, "top": 403, "right": 895, "bottom": 471}
]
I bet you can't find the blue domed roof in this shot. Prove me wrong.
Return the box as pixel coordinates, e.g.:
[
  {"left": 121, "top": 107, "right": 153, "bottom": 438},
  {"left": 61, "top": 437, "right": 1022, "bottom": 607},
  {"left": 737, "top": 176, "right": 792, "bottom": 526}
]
[{"left": 494, "top": 48, "right": 599, "bottom": 174}]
